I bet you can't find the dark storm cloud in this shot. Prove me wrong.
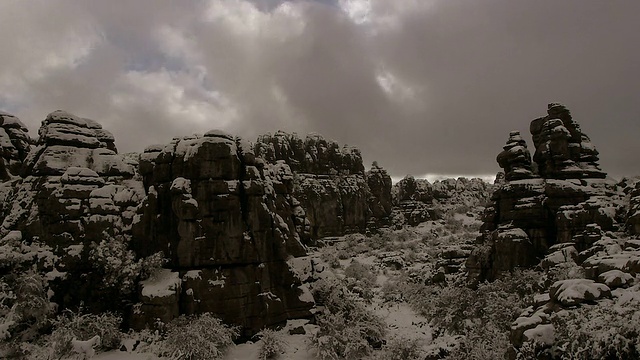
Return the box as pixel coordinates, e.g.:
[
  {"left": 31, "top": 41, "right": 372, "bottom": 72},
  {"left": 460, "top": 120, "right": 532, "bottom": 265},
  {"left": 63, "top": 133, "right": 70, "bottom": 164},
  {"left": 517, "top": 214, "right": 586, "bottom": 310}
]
[{"left": 0, "top": 0, "right": 638, "bottom": 179}]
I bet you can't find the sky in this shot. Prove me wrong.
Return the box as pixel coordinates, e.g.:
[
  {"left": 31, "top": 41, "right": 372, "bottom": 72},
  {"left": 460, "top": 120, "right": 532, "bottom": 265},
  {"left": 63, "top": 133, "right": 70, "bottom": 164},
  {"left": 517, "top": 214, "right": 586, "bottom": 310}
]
[{"left": 0, "top": 0, "right": 638, "bottom": 180}]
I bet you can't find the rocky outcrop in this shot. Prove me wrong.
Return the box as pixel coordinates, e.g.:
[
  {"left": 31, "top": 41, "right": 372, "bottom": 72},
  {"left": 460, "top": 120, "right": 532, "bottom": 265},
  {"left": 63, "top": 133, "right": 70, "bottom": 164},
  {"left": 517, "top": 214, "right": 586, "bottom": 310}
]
[
  {"left": 132, "top": 131, "right": 314, "bottom": 335},
  {"left": 366, "top": 163, "right": 393, "bottom": 226},
  {"left": 627, "top": 181, "right": 640, "bottom": 234},
  {"left": 0, "top": 110, "right": 141, "bottom": 312},
  {"left": 0, "top": 112, "right": 315, "bottom": 337},
  {"left": 393, "top": 176, "right": 492, "bottom": 226},
  {"left": 0, "top": 112, "right": 31, "bottom": 179},
  {"left": 496, "top": 131, "right": 536, "bottom": 181},
  {"left": 254, "top": 131, "right": 392, "bottom": 238},
  {"left": 469, "top": 104, "right": 622, "bottom": 282},
  {"left": 530, "top": 103, "right": 606, "bottom": 179}
]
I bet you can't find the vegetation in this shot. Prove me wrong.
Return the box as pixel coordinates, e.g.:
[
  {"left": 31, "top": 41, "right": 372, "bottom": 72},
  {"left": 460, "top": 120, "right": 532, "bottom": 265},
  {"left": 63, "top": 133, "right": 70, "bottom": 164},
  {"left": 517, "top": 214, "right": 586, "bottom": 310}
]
[
  {"left": 311, "top": 278, "right": 386, "bottom": 360},
  {"left": 258, "top": 328, "right": 288, "bottom": 359},
  {"left": 159, "top": 313, "right": 239, "bottom": 360}
]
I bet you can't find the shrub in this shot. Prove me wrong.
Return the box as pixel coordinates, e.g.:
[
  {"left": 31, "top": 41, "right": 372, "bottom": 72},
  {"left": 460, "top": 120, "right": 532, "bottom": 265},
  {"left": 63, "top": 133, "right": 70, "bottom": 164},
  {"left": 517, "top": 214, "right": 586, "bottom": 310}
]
[
  {"left": 21, "top": 309, "right": 122, "bottom": 359},
  {"left": 311, "top": 279, "right": 385, "bottom": 360},
  {"left": 552, "top": 300, "right": 640, "bottom": 359},
  {"left": 319, "top": 247, "right": 341, "bottom": 269},
  {"left": 372, "top": 336, "right": 424, "bottom": 360},
  {"left": 160, "top": 313, "right": 238, "bottom": 360},
  {"left": 0, "top": 270, "right": 55, "bottom": 356},
  {"left": 401, "top": 269, "right": 541, "bottom": 357},
  {"left": 258, "top": 328, "right": 288, "bottom": 359},
  {"left": 89, "top": 238, "right": 165, "bottom": 295},
  {"left": 344, "top": 260, "right": 377, "bottom": 286}
]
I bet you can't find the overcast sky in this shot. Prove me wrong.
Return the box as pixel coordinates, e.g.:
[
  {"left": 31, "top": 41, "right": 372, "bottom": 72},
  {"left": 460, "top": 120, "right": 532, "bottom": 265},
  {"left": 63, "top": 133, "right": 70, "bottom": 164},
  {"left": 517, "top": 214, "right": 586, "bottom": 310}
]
[{"left": 0, "top": 0, "right": 638, "bottom": 180}]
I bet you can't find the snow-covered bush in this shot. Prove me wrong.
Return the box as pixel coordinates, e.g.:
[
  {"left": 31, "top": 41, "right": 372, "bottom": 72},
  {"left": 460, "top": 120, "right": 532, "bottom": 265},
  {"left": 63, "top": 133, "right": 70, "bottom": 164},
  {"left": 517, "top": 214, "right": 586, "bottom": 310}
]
[
  {"left": 89, "top": 238, "right": 165, "bottom": 295},
  {"left": 344, "top": 260, "right": 376, "bottom": 287},
  {"left": 403, "top": 269, "right": 540, "bottom": 358},
  {"left": 372, "top": 336, "right": 424, "bottom": 360},
  {"left": 311, "top": 279, "right": 385, "bottom": 359},
  {"left": 0, "top": 270, "right": 55, "bottom": 356},
  {"left": 552, "top": 300, "right": 640, "bottom": 359},
  {"left": 159, "top": 313, "right": 238, "bottom": 360},
  {"left": 258, "top": 328, "right": 288, "bottom": 359},
  {"left": 22, "top": 309, "right": 122, "bottom": 359}
]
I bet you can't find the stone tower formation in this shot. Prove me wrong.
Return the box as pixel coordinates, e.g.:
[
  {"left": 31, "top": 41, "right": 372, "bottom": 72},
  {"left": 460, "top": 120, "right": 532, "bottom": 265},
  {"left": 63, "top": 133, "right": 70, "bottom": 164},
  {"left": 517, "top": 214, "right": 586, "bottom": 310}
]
[{"left": 468, "top": 103, "right": 614, "bottom": 282}]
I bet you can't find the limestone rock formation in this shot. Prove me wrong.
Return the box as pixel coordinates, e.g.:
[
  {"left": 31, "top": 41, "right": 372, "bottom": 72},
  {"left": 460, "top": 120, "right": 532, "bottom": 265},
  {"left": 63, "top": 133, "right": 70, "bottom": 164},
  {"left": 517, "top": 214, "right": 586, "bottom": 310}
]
[
  {"left": 0, "top": 111, "right": 31, "bottom": 179},
  {"left": 366, "top": 163, "right": 393, "bottom": 225},
  {"left": 393, "top": 176, "right": 492, "bottom": 226},
  {"left": 468, "top": 104, "right": 621, "bottom": 282},
  {"left": 23, "top": 110, "right": 134, "bottom": 178},
  {"left": 255, "top": 131, "right": 364, "bottom": 175},
  {"left": 496, "top": 131, "right": 536, "bottom": 181},
  {"left": 0, "top": 110, "right": 141, "bottom": 312},
  {"left": 0, "top": 112, "right": 315, "bottom": 337},
  {"left": 132, "top": 131, "right": 313, "bottom": 334},
  {"left": 530, "top": 103, "right": 606, "bottom": 179},
  {"left": 627, "top": 181, "right": 640, "bottom": 234},
  {"left": 254, "top": 131, "right": 392, "bottom": 238}
]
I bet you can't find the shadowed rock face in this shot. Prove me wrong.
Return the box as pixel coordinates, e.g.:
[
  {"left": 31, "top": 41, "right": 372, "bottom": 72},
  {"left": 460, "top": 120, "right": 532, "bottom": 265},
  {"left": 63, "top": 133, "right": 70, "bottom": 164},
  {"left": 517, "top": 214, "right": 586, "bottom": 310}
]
[
  {"left": 0, "top": 111, "right": 314, "bottom": 337},
  {"left": 254, "top": 131, "right": 392, "bottom": 239},
  {"left": 530, "top": 103, "right": 606, "bottom": 179},
  {"left": 132, "top": 131, "right": 313, "bottom": 335},
  {"left": 0, "top": 112, "right": 31, "bottom": 180},
  {"left": 497, "top": 131, "right": 536, "bottom": 181},
  {"left": 469, "top": 104, "right": 619, "bottom": 282}
]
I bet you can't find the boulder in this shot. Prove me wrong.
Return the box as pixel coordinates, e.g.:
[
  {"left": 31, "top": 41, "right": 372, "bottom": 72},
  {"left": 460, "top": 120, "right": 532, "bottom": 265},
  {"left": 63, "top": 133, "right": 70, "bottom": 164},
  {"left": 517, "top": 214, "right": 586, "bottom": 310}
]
[{"left": 549, "top": 279, "right": 611, "bottom": 306}]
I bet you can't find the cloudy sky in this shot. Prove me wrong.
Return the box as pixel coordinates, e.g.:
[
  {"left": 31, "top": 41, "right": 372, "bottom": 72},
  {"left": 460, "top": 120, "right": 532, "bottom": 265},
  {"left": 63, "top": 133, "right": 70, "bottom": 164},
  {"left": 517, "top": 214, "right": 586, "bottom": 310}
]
[{"left": 0, "top": 0, "right": 638, "bottom": 180}]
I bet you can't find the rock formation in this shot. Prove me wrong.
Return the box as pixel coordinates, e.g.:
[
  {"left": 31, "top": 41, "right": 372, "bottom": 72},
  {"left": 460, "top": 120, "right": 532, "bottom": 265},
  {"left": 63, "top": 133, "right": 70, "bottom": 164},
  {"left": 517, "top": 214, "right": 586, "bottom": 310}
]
[
  {"left": 468, "top": 103, "right": 621, "bottom": 282},
  {"left": 0, "top": 110, "right": 140, "bottom": 312},
  {"left": 627, "top": 180, "right": 640, "bottom": 234},
  {"left": 393, "top": 176, "right": 492, "bottom": 226},
  {"left": 0, "top": 111, "right": 314, "bottom": 337},
  {"left": 132, "top": 131, "right": 313, "bottom": 335},
  {"left": 0, "top": 111, "right": 31, "bottom": 179},
  {"left": 530, "top": 103, "right": 606, "bottom": 179},
  {"left": 254, "top": 131, "right": 392, "bottom": 239},
  {"left": 496, "top": 131, "right": 535, "bottom": 181}
]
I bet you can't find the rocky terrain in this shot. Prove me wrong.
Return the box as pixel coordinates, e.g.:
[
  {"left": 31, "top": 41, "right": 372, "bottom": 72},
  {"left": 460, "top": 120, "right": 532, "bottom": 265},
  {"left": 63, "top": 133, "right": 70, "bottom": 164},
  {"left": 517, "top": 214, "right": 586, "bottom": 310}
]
[{"left": 0, "top": 103, "right": 639, "bottom": 360}]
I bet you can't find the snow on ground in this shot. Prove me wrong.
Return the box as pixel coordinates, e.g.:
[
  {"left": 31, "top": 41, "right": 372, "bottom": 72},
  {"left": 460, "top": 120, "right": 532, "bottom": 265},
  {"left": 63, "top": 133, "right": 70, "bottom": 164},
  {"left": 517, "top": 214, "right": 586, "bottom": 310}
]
[
  {"left": 94, "top": 352, "right": 158, "bottom": 360},
  {"left": 225, "top": 319, "right": 319, "bottom": 360},
  {"left": 372, "top": 300, "right": 432, "bottom": 344}
]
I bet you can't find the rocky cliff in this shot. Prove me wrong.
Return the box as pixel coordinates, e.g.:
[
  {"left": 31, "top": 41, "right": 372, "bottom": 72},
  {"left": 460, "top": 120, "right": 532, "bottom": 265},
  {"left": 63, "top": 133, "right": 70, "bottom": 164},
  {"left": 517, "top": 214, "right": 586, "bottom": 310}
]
[
  {"left": 254, "top": 131, "right": 392, "bottom": 239},
  {"left": 467, "top": 104, "right": 624, "bottom": 282},
  {"left": 0, "top": 110, "right": 140, "bottom": 312},
  {"left": 0, "top": 111, "right": 314, "bottom": 336},
  {"left": 132, "top": 131, "right": 314, "bottom": 334}
]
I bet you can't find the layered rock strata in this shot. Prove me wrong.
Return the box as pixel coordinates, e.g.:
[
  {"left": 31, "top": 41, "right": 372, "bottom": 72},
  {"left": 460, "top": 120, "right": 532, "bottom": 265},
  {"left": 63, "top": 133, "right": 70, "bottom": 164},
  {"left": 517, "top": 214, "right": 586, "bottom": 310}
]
[
  {"left": 393, "top": 176, "right": 492, "bottom": 226},
  {"left": 0, "top": 111, "right": 315, "bottom": 336},
  {"left": 254, "top": 131, "right": 392, "bottom": 238},
  {"left": 468, "top": 104, "right": 620, "bottom": 282},
  {"left": 0, "top": 110, "right": 140, "bottom": 311},
  {"left": 530, "top": 103, "right": 606, "bottom": 179},
  {"left": 132, "top": 131, "right": 314, "bottom": 334},
  {"left": 0, "top": 112, "right": 31, "bottom": 179}
]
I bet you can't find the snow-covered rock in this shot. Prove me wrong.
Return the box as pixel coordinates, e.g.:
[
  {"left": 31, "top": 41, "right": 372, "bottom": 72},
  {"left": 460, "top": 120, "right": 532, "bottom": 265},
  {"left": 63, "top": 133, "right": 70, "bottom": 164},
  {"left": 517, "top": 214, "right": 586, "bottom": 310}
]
[{"left": 549, "top": 279, "right": 611, "bottom": 306}]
